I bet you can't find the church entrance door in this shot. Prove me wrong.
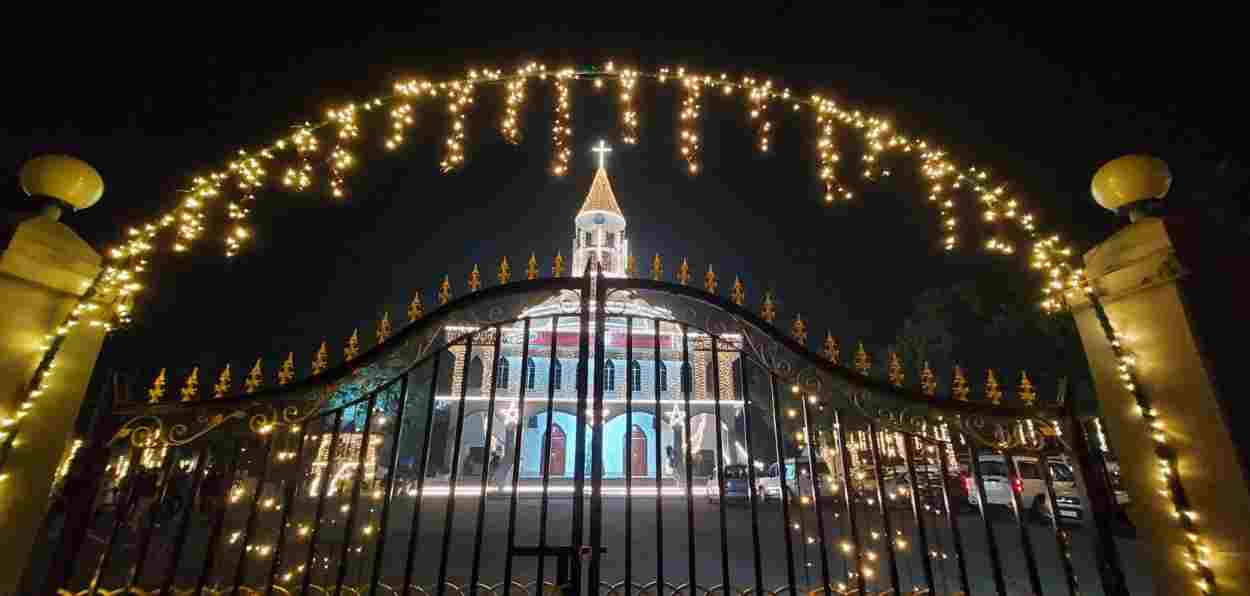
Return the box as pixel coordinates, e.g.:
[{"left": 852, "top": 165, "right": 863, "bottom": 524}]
[
  {"left": 630, "top": 425, "right": 647, "bottom": 476},
  {"left": 547, "top": 425, "right": 567, "bottom": 477}
]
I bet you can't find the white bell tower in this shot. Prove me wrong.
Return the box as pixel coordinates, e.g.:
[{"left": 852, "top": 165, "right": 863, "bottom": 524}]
[{"left": 572, "top": 141, "right": 628, "bottom": 277}]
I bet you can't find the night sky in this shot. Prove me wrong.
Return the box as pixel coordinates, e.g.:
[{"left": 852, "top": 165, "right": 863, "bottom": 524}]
[{"left": 3, "top": 11, "right": 1244, "bottom": 396}]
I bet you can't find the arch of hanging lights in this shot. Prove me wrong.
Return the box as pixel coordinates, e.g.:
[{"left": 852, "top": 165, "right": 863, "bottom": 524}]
[{"left": 0, "top": 59, "right": 1089, "bottom": 487}]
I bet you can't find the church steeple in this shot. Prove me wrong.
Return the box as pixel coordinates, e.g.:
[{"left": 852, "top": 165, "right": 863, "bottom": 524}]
[{"left": 573, "top": 141, "right": 628, "bottom": 277}]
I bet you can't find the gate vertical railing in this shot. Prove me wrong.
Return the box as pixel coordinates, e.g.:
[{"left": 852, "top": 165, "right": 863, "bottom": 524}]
[{"left": 502, "top": 319, "right": 533, "bottom": 596}]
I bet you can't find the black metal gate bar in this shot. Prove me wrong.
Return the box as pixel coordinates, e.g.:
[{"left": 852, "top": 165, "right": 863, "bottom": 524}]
[
  {"left": 935, "top": 441, "right": 971, "bottom": 596},
  {"left": 651, "top": 318, "right": 665, "bottom": 596},
  {"left": 679, "top": 324, "right": 697, "bottom": 596},
  {"left": 469, "top": 326, "right": 506, "bottom": 596},
  {"left": 766, "top": 374, "right": 799, "bottom": 594},
  {"left": 798, "top": 391, "right": 832, "bottom": 596},
  {"left": 536, "top": 315, "right": 563, "bottom": 593},
  {"left": 1069, "top": 413, "right": 1130, "bottom": 596},
  {"left": 300, "top": 410, "right": 345, "bottom": 595},
  {"left": 367, "top": 374, "right": 411, "bottom": 596},
  {"left": 709, "top": 334, "right": 733, "bottom": 595},
  {"left": 902, "top": 435, "right": 936, "bottom": 594},
  {"left": 1039, "top": 448, "right": 1081, "bottom": 596},
  {"left": 832, "top": 410, "right": 865, "bottom": 596},
  {"left": 736, "top": 360, "right": 765, "bottom": 596},
  {"left": 333, "top": 396, "right": 379, "bottom": 595},
  {"left": 400, "top": 354, "right": 443, "bottom": 596},
  {"left": 200, "top": 441, "right": 244, "bottom": 596},
  {"left": 231, "top": 431, "right": 277, "bottom": 596},
  {"left": 866, "top": 421, "right": 901, "bottom": 595},
  {"left": 968, "top": 446, "right": 1008, "bottom": 596},
  {"left": 435, "top": 335, "right": 476, "bottom": 596},
  {"left": 570, "top": 271, "right": 592, "bottom": 595},
  {"left": 267, "top": 425, "right": 311, "bottom": 596},
  {"left": 502, "top": 318, "right": 533, "bottom": 596},
  {"left": 590, "top": 274, "right": 608, "bottom": 595},
  {"left": 162, "top": 443, "right": 211, "bottom": 595},
  {"left": 624, "top": 316, "right": 635, "bottom": 596},
  {"left": 124, "top": 441, "right": 179, "bottom": 591},
  {"left": 1004, "top": 452, "right": 1045, "bottom": 595},
  {"left": 88, "top": 447, "right": 141, "bottom": 596}
]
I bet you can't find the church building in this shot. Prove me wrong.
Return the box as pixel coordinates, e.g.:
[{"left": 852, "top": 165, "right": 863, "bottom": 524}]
[{"left": 429, "top": 149, "right": 748, "bottom": 486}]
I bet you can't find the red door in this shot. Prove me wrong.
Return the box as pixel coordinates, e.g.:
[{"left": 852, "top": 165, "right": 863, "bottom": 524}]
[
  {"left": 546, "top": 426, "right": 566, "bottom": 477},
  {"left": 630, "top": 426, "right": 648, "bottom": 476}
]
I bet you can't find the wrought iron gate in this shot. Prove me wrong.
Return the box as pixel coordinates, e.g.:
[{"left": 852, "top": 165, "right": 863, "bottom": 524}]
[{"left": 46, "top": 266, "right": 1136, "bottom": 595}]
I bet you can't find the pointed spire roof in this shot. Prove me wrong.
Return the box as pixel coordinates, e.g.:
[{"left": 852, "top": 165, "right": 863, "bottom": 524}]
[{"left": 578, "top": 167, "right": 624, "bottom": 218}]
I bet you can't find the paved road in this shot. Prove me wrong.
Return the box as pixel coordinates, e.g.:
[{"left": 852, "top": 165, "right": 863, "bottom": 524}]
[{"left": 72, "top": 492, "right": 1153, "bottom": 595}]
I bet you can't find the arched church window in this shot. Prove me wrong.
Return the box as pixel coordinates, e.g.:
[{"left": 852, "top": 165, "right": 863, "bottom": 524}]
[
  {"left": 629, "top": 361, "right": 642, "bottom": 392},
  {"left": 468, "top": 356, "right": 484, "bottom": 389},
  {"left": 681, "top": 362, "right": 692, "bottom": 394},
  {"left": 552, "top": 359, "right": 563, "bottom": 390},
  {"left": 657, "top": 363, "right": 668, "bottom": 391},
  {"left": 495, "top": 358, "right": 509, "bottom": 389},
  {"left": 584, "top": 231, "right": 593, "bottom": 247},
  {"left": 604, "top": 360, "right": 616, "bottom": 392},
  {"left": 526, "top": 358, "right": 537, "bottom": 390}
]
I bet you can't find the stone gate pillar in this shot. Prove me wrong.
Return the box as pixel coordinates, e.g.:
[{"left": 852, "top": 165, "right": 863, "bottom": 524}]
[
  {"left": 0, "top": 156, "right": 109, "bottom": 595},
  {"left": 1067, "top": 155, "right": 1250, "bottom": 594}
]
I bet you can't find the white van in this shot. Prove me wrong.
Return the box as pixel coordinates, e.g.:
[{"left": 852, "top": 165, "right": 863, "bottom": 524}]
[{"left": 967, "top": 454, "right": 1083, "bottom": 522}]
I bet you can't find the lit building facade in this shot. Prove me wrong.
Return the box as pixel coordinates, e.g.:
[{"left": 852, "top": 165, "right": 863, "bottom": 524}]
[{"left": 431, "top": 161, "right": 748, "bottom": 481}]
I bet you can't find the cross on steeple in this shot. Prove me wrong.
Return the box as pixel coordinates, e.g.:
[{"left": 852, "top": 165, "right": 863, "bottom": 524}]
[{"left": 592, "top": 139, "right": 613, "bottom": 169}]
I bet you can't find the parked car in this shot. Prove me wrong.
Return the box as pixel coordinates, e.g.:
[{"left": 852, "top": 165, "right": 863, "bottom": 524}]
[
  {"left": 967, "top": 454, "right": 1084, "bottom": 523},
  {"left": 706, "top": 464, "right": 752, "bottom": 503},
  {"left": 757, "top": 458, "right": 836, "bottom": 503}
]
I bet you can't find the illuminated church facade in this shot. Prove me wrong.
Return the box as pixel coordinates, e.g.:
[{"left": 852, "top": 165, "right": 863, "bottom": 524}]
[{"left": 429, "top": 152, "right": 749, "bottom": 482}]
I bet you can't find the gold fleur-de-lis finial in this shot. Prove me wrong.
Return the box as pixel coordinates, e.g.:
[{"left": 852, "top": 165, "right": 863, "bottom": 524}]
[
  {"left": 345, "top": 329, "right": 360, "bottom": 361},
  {"left": 147, "top": 368, "right": 167, "bottom": 403},
  {"left": 887, "top": 351, "right": 904, "bottom": 388},
  {"left": 626, "top": 254, "right": 638, "bottom": 277},
  {"left": 952, "top": 365, "right": 970, "bottom": 401},
  {"left": 439, "top": 276, "right": 452, "bottom": 304},
  {"left": 677, "top": 258, "right": 690, "bottom": 285},
  {"left": 498, "top": 257, "right": 511, "bottom": 284},
  {"left": 278, "top": 352, "right": 296, "bottom": 386},
  {"left": 984, "top": 369, "right": 1002, "bottom": 404},
  {"left": 854, "top": 342, "right": 871, "bottom": 376},
  {"left": 213, "top": 364, "right": 232, "bottom": 399},
  {"left": 468, "top": 265, "right": 482, "bottom": 292},
  {"left": 761, "top": 290, "right": 777, "bottom": 323},
  {"left": 377, "top": 312, "right": 393, "bottom": 343},
  {"left": 409, "top": 291, "right": 425, "bottom": 321},
  {"left": 704, "top": 265, "right": 717, "bottom": 293},
  {"left": 731, "top": 277, "right": 745, "bottom": 306},
  {"left": 312, "top": 341, "right": 329, "bottom": 375},
  {"left": 180, "top": 367, "right": 199, "bottom": 402},
  {"left": 244, "top": 358, "right": 264, "bottom": 394},
  {"left": 553, "top": 252, "right": 565, "bottom": 277},
  {"left": 651, "top": 254, "right": 663, "bottom": 280},
  {"left": 1018, "top": 371, "right": 1037, "bottom": 406},
  {"left": 822, "top": 332, "right": 839, "bottom": 364},
  {"left": 920, "top": 361, "right": 937, "bottom": 397},
  {"left": 791, "top": 314, "right": 807, "bottom": 343},
  {"left": 527, "top": 253, "right": 539, "bottom": 280}
]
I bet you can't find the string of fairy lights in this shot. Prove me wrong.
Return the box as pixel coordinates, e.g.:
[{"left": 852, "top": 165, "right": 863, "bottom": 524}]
[{"left": 2, "top": 61, "right": 1091, "bottom": 494}]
